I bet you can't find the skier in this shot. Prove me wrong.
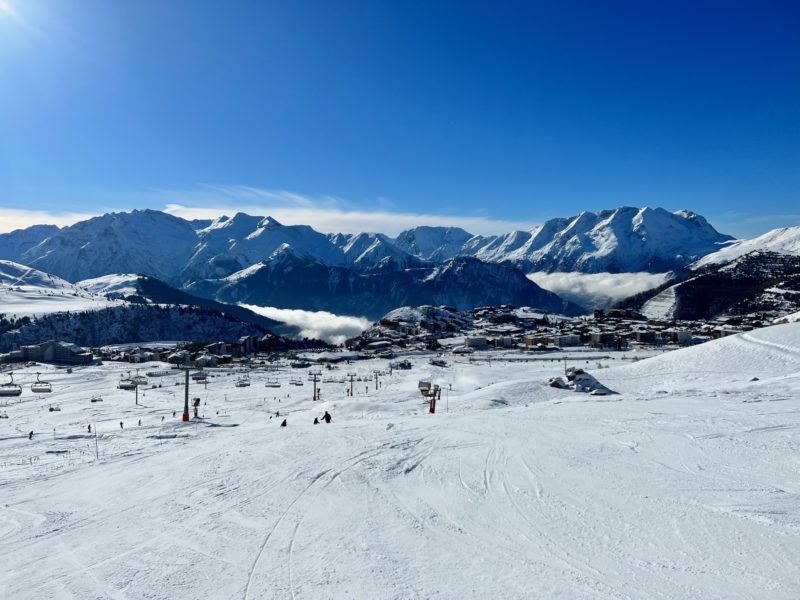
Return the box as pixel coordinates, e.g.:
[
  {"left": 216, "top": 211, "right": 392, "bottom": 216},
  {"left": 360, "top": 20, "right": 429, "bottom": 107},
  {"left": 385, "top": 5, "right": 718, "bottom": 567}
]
[
  {"left": 28, "top": 430, "right": 33, "bottom": 440},
  {"left": 276, "top": 410, "right": 280, "bottom": 417},
  {"left": 313, "top": 417, "right": 319, "bottom": 425},
  {"left": 323, "top": 411, "right": 332, "bottom": 424},
  {"left": 120, "top": 422, "right": 123, "bottom": 429},
  {"left": 87, "top": 424, "right": 91, "bottom": 434},
  {"left": 280, "top": 419, "right": 287, "bottom": 427},
  {"left": 138, "top": 419, "right": 141, "bottom": 426}
]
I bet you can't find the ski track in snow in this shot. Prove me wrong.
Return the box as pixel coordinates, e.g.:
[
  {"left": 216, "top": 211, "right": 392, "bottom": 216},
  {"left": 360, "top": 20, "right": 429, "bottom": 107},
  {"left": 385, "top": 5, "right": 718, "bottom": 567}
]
[{"left": 1, "top": 325, "right": 800, "bottom": 598}]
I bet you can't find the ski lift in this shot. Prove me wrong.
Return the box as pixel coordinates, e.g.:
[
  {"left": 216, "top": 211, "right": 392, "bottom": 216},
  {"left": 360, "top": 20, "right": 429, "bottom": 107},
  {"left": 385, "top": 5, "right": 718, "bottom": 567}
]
[
  {"left": 0, "top": 372, "right": 22, "bottom": 397},
  {"left": 48, "top": 405, "right": 61, "bottom": 412},
  {"left": 31, "top": 372, "right": 52, "bottom": 394},
  {"left": 265, "top": 378, "right": 281, "bottom": 388},
  {"left": 289, "top": 377, "right": 304, "bottom": 386},
  {"left": 90, "top": 395, "right": 103, "bottom": 403},
  {"left": 235, "top": 375, "right": 251, "bottom": 387},
  {"left": 118, "top": 379, "right": 137, "bottom": 390}
]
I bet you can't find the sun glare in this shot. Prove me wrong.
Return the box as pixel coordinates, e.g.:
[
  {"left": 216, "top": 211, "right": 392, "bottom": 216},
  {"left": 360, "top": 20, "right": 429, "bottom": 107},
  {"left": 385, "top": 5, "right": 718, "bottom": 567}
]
[{"left": 0, "top": 0, "right": 20, "bottom": 20}]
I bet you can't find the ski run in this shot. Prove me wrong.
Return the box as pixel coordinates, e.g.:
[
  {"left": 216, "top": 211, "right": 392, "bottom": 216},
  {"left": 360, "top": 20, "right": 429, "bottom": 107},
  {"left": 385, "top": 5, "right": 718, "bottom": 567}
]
[{"left": 2, "top": 324, "right": 800, "bottom": 599}]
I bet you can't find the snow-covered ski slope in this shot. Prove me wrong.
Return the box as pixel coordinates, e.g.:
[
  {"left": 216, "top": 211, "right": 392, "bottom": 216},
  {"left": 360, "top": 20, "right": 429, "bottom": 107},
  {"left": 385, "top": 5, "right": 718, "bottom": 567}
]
[
  {"left": 2, "top": 325, "right": 800, "bottom": 599},
  {"left": 0, "top": 260, "right": 124, "bottom": 318}
]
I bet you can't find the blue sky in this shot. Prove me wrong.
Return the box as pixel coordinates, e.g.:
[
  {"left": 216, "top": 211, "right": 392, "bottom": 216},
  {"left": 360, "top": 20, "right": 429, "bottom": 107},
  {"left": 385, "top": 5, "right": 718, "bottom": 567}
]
[{"left": 0, "top": 0, "right": 798, "bottom": 237}]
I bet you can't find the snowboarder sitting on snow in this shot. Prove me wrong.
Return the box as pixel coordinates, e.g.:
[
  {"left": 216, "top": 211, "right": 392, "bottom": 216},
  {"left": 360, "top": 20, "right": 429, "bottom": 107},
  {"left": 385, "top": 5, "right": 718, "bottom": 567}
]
[
  {"left": 313, "top": 417, "right": 319, "bottom": 424},
  {"left": 280, "top": 419, "right": 287, "bottom": 427},
  {"left": 322, "top": 411, "right": 332, "bottom": 424}
]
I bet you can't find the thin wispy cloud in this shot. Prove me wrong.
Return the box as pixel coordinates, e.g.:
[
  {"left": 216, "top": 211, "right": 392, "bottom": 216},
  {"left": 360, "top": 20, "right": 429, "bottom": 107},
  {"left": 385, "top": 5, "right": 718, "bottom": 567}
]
[
  {"left": 163, "top": 203, "right": 534, "bottom": 236},
  {"left": 0, "top": 183, "right": 536, "bottom": 235},
  {"left": 0, "top": 208, "right": 98, "bottom": 233},
  {"left": 152, "top": 184, "right": 538, "bottom": 235}
]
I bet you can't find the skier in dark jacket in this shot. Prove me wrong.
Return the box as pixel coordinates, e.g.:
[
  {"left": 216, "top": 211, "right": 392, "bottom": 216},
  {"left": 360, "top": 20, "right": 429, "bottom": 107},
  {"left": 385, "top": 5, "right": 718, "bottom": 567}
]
[
  {"left": 322, "top": 411, "right": 332, "bottom": 424},
  {"left": 28, "top": 430, "right": 33, "bottom": 440},
  {"left": 280, "top": 419, "right": 287, "bottom": 427}
]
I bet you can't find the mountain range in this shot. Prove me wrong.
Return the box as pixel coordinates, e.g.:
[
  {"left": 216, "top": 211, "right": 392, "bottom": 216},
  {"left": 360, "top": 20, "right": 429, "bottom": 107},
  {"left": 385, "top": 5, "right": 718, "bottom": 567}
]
[
  {"left": 0, "top": 206, "right": 732, "bottom": 281},
  {"left": 2, "top": 206, "right": 799, "bottom": 324},
  {"left": 0, "top": 206, "right": 737, "bottom": 318}
]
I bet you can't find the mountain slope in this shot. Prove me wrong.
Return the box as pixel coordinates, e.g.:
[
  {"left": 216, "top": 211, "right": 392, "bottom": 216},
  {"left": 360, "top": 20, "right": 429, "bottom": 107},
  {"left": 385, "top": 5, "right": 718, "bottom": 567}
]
[
  {"left": 77, "top": 273, "right": 289, "bottom": 334},
  {"left": 0, "top": 224, "right": 60, "bottom": 262},
  {"left": 393, "top": 226, "right": 473, "bottom": 261},
  {"left": 182, "top": 214, "right": 345, "bottom": 282},
  {"left": 0, "top": 259, "right": 123, "bottom": 318},
  {"left": 692, "top": 226, "right": 800, "bottom": 269},
  {"left": 615, "top": 225, "right": 800, "bottom": 321},
  {"left": 190, "top": 252, "right": 585, "bottom": 320},
  {"left": 619, "top": 252, "right": 800, "bottom": 321},
  {"left": 20, "top": 210, "right": 198, "bottom": 285}
]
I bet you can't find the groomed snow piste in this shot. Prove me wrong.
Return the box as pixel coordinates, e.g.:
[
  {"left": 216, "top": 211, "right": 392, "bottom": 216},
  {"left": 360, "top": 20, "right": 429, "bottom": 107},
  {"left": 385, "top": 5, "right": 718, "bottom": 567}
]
[{"left": 1, "top": 325, "right": 800, "bottom": 599}]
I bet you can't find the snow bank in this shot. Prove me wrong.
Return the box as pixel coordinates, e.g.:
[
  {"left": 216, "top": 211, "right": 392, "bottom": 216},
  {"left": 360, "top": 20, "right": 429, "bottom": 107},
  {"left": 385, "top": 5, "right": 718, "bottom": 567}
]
[{"left": 602, "top": 322, "right": 800, "bottom": 394}]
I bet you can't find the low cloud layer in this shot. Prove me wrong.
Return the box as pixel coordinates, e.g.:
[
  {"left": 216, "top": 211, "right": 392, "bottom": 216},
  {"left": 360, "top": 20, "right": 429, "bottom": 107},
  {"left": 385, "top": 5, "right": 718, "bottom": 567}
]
[
  {"left": 528, "top": 271, "right": 670, "bottom": 310},
  {"left": 241, "top": 304, "right": 371, "bottom": 345}
]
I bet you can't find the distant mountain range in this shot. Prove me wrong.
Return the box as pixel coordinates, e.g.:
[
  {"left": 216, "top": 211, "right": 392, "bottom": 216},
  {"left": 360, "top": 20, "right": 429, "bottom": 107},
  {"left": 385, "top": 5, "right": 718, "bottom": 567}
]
[
  {"left": 3, "top": 207, "right": 799, "bottom": 323},
  {"left": 0, "top": 206, "right": 736, "bottom": 316}
]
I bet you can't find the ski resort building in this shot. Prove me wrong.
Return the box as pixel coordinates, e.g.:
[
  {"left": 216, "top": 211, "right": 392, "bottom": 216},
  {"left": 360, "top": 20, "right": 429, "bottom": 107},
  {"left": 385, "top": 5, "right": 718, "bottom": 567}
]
[{"left": 19, "top": 340, "right": 93, "bottom": 365}]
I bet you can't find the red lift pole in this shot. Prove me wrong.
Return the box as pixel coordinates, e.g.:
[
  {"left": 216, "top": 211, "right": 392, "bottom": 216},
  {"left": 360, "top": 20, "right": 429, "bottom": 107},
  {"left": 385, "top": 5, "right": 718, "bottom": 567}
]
[{"left": 182, "top": 367, "right": 190, "bottom": 421}]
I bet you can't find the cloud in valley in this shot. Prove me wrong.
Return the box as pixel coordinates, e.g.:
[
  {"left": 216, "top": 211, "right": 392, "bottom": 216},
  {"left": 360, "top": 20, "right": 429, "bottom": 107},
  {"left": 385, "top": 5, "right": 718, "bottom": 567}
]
[
  {"left": 240, "top": 304, "right": 371, "bottom": 345},
  {"left": 528, "top": 271, "right": 671, "bottom": 310}
]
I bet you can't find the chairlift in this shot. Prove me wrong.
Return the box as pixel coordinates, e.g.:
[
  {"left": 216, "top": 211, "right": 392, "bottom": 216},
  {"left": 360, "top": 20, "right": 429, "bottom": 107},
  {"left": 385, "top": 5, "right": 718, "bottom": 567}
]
[
  {"left": 235, "top": 375, "right": 251, "bottom": 387},
  {"left": 31, "top": 372, "right": 53, "bottom": 394},
  {"left": 118, "top": 379, "right": 137, "bottom": 390},
  {"left": 0, "top": 372, "right": 22, "bottom": 397},
  {"left": 265, "top": 378, "right": 281, "bottom": 388}
]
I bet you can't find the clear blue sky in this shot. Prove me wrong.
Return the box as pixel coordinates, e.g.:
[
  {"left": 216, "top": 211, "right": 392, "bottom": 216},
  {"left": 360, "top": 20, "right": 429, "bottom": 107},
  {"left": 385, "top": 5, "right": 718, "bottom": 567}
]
[{"left": 0, "top": 0, "right": 798, "bottom": 237}]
